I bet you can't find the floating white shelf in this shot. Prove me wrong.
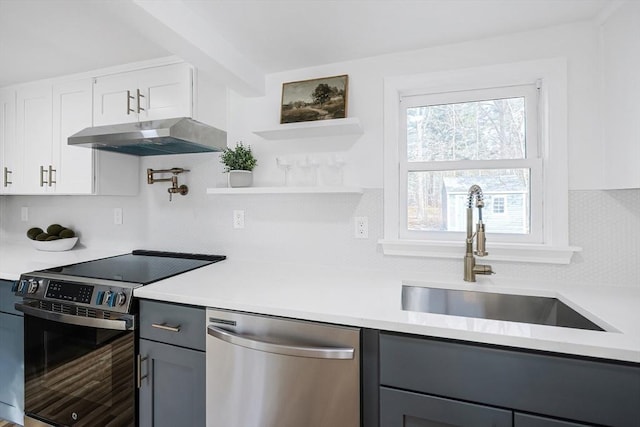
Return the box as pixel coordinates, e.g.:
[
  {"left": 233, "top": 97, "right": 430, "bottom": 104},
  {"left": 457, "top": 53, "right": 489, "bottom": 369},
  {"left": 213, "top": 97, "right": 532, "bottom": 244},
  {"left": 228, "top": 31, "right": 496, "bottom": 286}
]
[
  {"left": 206, "top": 186, "right": 363, "bottom": 195},
  {"left": 252, "top": 118, "right": 362, "bottom": 140}
]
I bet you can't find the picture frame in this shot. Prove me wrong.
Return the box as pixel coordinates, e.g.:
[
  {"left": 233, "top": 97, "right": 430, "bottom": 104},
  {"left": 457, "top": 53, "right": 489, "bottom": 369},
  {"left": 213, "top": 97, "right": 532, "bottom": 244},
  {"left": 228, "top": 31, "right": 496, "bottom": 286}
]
[{"left": 280, "top": 74, "right": 349, "bottom": 124}]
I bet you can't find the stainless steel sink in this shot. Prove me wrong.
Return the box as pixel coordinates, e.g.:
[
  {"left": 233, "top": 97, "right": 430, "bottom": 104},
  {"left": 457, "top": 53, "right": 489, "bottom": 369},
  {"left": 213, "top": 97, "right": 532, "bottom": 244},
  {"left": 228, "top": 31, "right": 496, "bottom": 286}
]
[{"left": 402, "top": 285, "right": 605, "bottom": 331}]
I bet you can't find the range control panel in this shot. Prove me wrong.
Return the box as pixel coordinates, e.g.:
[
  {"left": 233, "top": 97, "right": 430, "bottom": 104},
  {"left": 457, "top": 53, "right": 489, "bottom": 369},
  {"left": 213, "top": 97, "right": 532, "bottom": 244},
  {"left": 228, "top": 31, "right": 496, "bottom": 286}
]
[
  {"left": 14, "top": 275, "right": 136, "bottom": 314},
  {"left": 45, "top": 281, "right": 94, "bottom": 304}
]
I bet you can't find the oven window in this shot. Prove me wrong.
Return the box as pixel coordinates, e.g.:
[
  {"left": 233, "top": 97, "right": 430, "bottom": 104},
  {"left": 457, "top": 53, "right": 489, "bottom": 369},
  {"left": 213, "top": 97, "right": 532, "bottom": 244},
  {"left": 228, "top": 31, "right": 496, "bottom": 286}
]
[{"left": 24, "top": 316, "right": 135, "bottom": 426}]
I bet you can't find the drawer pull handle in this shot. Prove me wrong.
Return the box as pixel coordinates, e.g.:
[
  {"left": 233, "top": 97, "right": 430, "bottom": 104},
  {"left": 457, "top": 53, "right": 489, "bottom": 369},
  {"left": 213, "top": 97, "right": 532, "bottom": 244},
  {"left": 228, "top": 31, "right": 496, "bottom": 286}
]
[{"left": 152, "top": 322, "right": 181, "bottom": 332}]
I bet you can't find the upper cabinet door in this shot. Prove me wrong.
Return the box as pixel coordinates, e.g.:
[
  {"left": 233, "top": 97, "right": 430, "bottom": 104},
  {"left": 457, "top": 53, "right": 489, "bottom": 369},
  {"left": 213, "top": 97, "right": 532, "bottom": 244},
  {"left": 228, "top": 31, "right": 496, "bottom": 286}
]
[
  {"left": 0, "top": 89, "right": 19, "bottom": 194},
  {"left": 93, "top": 72, "right": 139, "bottom": 126},
  {"left": 52, "top": 78, "right": 94, "bottom": 194},
  {"left": 601, "top": 1, "right": 640, "bottom": 189},
  {"left": 138, "top": 62, "right": 192, "bottom": 121},
  {"left": 93, "top": 62, "right": 193, "bottom": 126},
  {"left": 16, "top": 83, "right": 53, "bottom": 193}
]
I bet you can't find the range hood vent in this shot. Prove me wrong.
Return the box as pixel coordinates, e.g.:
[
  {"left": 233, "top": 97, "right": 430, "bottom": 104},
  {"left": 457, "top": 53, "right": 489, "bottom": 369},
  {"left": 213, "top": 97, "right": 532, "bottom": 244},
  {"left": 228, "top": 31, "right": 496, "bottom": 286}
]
[{"left": 68, "top": 117, "right": 227, "bottom": 156}]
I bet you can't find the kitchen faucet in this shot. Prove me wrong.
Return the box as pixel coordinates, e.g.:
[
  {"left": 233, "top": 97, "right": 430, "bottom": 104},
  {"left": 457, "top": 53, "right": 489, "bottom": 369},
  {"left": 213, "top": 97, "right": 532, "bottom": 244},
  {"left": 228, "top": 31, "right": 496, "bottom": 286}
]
[{"left": 464, "top": 185, "right": 494, "bottom": 282}]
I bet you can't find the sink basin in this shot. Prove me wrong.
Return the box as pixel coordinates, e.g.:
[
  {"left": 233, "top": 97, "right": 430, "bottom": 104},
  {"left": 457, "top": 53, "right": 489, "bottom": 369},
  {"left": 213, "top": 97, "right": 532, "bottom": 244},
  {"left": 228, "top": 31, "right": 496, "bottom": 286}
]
[{"left": 402, "top": 285, "right": 605, "bottom": 331}]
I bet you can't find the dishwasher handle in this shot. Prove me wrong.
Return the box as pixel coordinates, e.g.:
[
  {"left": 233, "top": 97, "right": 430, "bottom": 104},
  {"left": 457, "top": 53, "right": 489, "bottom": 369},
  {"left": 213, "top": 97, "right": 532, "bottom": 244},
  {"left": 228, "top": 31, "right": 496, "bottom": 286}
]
[{"left": 207, "top": 325, "right": 354, "bottom": 360}]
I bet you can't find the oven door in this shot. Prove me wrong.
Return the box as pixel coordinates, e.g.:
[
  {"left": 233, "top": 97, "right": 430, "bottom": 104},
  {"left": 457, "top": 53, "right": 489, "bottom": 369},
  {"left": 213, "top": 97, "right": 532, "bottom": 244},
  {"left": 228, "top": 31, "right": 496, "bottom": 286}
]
[{"left": 21, "top": 306, "right": 136, "bottom": 427}]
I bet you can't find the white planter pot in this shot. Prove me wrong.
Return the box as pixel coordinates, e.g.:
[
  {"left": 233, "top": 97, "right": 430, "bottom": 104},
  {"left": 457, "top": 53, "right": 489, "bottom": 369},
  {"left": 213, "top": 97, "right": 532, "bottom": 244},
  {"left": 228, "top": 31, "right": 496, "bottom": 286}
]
[{"left": 228, "top": 170, "right": 253, "bottom": 188}]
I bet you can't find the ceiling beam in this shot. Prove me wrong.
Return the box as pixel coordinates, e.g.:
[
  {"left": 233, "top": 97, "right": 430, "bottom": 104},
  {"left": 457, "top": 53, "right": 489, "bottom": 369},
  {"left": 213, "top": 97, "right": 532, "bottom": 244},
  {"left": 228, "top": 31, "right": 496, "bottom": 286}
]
[{"left": 125, "top": 0, "right": 265, "bottom": 96}]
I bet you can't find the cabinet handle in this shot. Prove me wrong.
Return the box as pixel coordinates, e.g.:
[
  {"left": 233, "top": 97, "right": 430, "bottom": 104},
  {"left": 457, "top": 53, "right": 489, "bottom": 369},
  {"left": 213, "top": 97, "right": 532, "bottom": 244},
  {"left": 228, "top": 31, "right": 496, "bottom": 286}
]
[
  {"left": 39, "top": 166, "right": 47, "bottom": 187},
  {"left": 152, "top": 323, "right": 181, "bottom": 332},
  {"left": 3, "top": 167, "right": 11, "bottom": 187},
  {"left": 126, "top": 90, "right": 135, "bottom": 115},
  {"left": 48, "top": 165, "right": 56, "bottom": 186},
  {"left": 137, "top": 354, "right": 149, "bottom": 389},
  {"left": 136, "top": 88, "right": 145, "bottom": 113}
]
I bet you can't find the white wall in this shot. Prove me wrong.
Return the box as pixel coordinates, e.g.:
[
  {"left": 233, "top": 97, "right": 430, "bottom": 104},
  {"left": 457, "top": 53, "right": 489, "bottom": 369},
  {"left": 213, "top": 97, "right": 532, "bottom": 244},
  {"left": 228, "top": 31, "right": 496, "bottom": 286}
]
[
  {"left": 234, "top": 21, "right": 602, "bottom": 190},
  {"left": 1, "top": 20, "right": 638, "bottom": 287}
]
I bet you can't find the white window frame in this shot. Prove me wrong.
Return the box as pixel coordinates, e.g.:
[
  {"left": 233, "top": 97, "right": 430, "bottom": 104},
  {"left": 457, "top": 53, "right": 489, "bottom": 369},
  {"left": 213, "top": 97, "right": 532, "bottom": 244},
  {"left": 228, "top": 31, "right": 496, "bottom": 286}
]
[
  {"left": 380, "top": 59, "right": 581, "bottom": 264},
  {"left": 400, "top": 84, "right": 542, "bottom": 243}
]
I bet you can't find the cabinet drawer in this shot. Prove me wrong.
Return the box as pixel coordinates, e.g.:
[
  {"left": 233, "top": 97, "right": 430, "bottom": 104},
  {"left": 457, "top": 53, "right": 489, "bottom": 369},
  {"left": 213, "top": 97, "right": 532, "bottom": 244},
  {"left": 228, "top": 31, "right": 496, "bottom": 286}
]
[
  {"left": 139, "top": 300, "right": 205, "bottom": 351},
  {"left": 380, "top": 333, "right": 640, "bottom": 427},
  {"left": 0, "top": 280, "right": 22, "bottom": 316},
  {"left": 380, "top": 386, "right": 512, "bottom": 427}
]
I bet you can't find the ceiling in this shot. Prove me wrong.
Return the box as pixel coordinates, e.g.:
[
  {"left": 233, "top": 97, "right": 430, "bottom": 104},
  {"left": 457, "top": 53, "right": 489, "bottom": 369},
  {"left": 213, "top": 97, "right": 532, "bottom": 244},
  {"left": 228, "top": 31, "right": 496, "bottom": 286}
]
[{"left": 0, "top": 0, "right": 612, "bottom": 89}]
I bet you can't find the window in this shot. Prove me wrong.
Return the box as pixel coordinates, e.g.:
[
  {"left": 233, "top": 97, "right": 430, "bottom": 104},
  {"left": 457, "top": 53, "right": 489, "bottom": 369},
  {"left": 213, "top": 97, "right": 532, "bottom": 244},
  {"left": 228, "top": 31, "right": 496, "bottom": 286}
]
[
  {"left": 400, "top": 84, "right": 541, "bottom": 242},
  {"left": 381, "top": 59, "right": 577, "bottom": 264}
]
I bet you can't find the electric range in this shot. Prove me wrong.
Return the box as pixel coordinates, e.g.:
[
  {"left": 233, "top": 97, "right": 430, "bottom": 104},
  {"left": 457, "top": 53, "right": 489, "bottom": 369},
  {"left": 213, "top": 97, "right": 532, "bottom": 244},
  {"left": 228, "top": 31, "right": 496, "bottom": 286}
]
[{"left": 13, "top": 250, "right": 225, "bottom": 427}]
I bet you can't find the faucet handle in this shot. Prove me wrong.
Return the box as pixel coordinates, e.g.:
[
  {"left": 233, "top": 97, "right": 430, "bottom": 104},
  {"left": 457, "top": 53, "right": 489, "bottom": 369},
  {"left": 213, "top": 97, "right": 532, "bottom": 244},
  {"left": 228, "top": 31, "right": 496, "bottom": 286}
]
[{"left": 473, "top": 264, "right": 494, "bottom": 275}]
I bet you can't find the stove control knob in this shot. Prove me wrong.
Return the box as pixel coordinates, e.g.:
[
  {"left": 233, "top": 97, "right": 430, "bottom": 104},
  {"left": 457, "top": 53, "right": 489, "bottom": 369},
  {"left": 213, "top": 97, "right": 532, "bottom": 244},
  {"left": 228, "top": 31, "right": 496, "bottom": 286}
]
[
  {"left": 27, "top": 279, "right": 40, "bottom": 294},
  {"left": 103, "top": 291, "right": 113, "bottom": 306},
  {"left": 95, "top": 291, "right": 105, "bottom": 306},
  {"left": 107, "top": 292, "right": 118, "bottom": 307},
  {"left": 17, "top": 280, "right": 28, "bottom": 294},
  {"left": 115, "top": 292, "right": 127, "bottom": 307}
]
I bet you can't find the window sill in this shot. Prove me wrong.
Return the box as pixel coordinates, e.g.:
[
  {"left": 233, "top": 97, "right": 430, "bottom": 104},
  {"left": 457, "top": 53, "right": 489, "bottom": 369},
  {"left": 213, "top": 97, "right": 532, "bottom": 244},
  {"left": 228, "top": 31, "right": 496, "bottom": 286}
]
[{"left": 378, "top": 239, "right": 581, "bottom": 265}]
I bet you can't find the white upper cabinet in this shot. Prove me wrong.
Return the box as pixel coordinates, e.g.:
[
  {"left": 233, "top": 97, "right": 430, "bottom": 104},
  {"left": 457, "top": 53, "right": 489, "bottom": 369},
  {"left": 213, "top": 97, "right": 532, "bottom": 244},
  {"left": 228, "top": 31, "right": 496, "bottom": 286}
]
[
  {"left": 601, "top": 1, "right": 640, "bottom": 189},
  {"left": 52, "top": 79, "right": 94, "bottom": 193},
  {"left": 93, "top": 62, "right": 193, "bottom": 126},
  {"left": 16, "top": 82, "right": 53, "bottom": 194},
  {"left": 0, "top": 89, "right": 18, "bottom": 194},
  {"left": 0, "top": 78, "right": 139, "bottom": 196},
  {"left": 0, "top": 61, "right": 195, "bottom": 196},
  {"left": 52, "top": 78, "right": 139, "bottom": 195}
]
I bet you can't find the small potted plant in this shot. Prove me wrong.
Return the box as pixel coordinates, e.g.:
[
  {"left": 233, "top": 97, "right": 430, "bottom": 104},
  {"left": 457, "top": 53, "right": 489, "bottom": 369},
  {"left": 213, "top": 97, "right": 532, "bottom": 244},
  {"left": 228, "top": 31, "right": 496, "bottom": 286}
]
[{"left": 220, "top": 142, "right": 258, "bottom": 187}]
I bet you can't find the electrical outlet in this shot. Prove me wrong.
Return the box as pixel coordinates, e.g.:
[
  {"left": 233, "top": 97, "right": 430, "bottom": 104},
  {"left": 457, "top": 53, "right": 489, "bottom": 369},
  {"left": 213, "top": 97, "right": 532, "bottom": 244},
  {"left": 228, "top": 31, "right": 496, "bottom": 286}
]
[
  {"left": 233, "top": 210, "right": 245, "bottom": 229},
  {"left": 21, "top": 207, "right": 28, "bottom": 222},
  {"left": 354, "top": 216, "right": 368, "bottom": 239},
  {"left": 113, "top": 208, "right": 123, "bottom": 225}
]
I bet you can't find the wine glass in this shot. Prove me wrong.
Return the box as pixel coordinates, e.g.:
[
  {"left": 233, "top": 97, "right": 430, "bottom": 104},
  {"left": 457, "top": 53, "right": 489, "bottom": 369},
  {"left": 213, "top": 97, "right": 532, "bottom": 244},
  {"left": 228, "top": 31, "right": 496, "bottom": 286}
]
[
  {"left": 275, "top": 157, "right": 292, "bottom": 186},
  {"left": 296, "top": 156, "right": 320, "bottom": 186},
  {"left": 326, "top": 154, "right": 346, "bottom": 186}
]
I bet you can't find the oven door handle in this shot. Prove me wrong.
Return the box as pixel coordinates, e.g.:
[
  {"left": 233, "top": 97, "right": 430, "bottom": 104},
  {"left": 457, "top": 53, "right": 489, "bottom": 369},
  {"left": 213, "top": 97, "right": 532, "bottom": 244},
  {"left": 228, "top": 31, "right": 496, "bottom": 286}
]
[{"left": 15, "top": 302, "right": 135, "bottom": 331}]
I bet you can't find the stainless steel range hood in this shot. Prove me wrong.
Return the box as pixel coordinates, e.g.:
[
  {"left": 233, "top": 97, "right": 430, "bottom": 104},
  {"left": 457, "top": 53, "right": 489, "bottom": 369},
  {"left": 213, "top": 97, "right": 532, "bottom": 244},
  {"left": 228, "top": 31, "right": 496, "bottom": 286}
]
[{"left": 68, "top": 117, "right": 227, "bottom": 156}]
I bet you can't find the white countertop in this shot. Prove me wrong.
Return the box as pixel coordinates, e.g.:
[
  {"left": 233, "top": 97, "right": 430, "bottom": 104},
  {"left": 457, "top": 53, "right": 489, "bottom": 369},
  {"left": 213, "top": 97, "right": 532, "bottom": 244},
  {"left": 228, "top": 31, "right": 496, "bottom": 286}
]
[
  {"left": 134, "top": 258, "right": 640, "bottom": 363},
  {"left": 1, "top": 240, "right": 638, "bottom": 363},
  {"left": 0, "top": 239, "right": 127, "bottom": 280}
]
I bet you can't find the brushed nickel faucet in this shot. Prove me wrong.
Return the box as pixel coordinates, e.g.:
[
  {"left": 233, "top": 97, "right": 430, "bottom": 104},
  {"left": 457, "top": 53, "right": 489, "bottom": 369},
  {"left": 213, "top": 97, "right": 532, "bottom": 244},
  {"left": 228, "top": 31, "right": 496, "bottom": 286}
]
[{"left": 464, "top": 185, "right": 494, "bottom": 282}]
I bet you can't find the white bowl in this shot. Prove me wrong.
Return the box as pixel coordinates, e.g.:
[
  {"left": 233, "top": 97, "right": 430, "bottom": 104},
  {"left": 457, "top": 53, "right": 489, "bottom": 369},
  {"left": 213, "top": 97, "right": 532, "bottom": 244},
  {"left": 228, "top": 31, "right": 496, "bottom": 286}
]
[{"left": 31, "top": 237, "right": 79, "bottom": 252}]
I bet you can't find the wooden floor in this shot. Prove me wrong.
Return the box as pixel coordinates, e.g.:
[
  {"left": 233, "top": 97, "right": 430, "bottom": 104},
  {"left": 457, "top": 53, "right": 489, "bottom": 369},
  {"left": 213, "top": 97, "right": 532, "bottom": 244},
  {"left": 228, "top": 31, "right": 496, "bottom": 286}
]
[{"left": 0, "top": 420, "right": 21, "bottom": 427}]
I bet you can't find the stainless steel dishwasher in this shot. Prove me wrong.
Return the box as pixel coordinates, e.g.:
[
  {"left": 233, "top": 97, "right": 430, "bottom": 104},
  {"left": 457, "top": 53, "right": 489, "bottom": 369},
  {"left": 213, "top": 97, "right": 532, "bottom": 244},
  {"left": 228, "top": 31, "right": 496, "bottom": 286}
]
[{"left": 205, "top": 308, "right": 360, "bottom": 427}]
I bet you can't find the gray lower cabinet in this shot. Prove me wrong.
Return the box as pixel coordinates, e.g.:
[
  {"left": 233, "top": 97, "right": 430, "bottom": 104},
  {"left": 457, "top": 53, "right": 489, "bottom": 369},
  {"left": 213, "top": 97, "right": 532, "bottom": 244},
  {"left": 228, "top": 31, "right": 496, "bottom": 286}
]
[
  {"left": 0, "top": 279, "right": 24, "bottom": 425},
  {"left": 379, "top": 388, "right": 592, "bottom": 427},
  {"left": 380, "top": 387, "right": 512, "bottom": 427},
  {"left": 379, "top": 332, "right": 640, "bottom": 427},
  {"left": 138, "top": 300, "right": 206, "bottom": 427},
  {"left": 514, "top": 413, "right": 591, "bottom": 427}
]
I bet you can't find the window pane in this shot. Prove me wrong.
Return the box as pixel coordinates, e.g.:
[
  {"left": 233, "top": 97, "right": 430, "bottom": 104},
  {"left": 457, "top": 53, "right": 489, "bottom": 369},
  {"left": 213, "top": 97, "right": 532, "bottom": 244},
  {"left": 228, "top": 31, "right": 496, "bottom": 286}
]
[
  {"left": 407, "top": 97, "right": 526, "bottom": 162},
  {"left": 407, "top": 169, "right": 530, "bottom": 234}
]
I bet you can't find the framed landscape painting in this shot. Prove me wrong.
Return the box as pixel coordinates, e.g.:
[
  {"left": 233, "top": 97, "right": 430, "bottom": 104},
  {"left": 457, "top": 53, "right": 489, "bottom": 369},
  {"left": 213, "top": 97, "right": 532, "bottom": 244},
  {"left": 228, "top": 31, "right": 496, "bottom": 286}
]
[{"left": 280, "top": 75, "right": 348, "bottom": 124}]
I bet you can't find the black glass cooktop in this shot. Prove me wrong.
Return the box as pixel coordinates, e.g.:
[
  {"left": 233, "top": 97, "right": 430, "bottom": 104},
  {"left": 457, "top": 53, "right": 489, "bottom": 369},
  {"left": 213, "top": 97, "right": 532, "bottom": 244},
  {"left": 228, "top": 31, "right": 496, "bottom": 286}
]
[{"left": 39, "top": 250, "right": 226, "bottom": 284}]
